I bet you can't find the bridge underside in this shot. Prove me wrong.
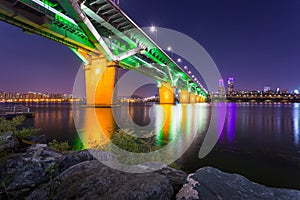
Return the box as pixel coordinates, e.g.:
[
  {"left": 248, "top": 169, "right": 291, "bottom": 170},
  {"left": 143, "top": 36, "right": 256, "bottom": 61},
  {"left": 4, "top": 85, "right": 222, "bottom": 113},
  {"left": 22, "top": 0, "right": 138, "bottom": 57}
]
[{"left": 0, "top": 0, "right": 208, "bottom": 105}]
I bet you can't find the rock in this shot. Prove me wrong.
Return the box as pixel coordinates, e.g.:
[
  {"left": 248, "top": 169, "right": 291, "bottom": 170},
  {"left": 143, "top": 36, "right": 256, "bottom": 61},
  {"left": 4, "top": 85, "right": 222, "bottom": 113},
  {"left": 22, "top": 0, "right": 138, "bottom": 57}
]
[
  {"left": 0, "top": 145, "right": 95, "bottom": 199},
  {"left": 5, "top": 143, "right": 299, "bottom": 200},
  {"left": 123, "top": 162, "right": 187, "bottom": 199},
  {"left": 27, "top": 160, "right": 174, "bottom": 200},
  {"left": 57, "top": 149, "right": 96, "bottom": 171},
  {"left": 24, "top": 135, "right": 47, "bottom": 144},
  {"left": 176, "top": 166, "right": 300, "bottom": 200},
  {"left": 0, "top": 144, "right": 63, "bottom": 198},
  {"left": 155, "top": 164, "right": 187, "bottom": 198},
  {"left": 0, "top": 131, "right": 18, "bottom": 152}
]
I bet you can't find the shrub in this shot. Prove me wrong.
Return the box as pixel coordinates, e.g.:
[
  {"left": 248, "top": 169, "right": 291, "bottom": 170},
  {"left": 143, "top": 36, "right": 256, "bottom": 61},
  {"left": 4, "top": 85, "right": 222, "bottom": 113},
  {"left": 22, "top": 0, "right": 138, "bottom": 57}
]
[
  {"left": 0, "top": 116, "right": 25, "bottom": 133},
  {"left": 0, "top": 116, "right": 39, "bottom": 139},
  {"left": 48, "top": 139, "right": 70, "bottom": 151}
]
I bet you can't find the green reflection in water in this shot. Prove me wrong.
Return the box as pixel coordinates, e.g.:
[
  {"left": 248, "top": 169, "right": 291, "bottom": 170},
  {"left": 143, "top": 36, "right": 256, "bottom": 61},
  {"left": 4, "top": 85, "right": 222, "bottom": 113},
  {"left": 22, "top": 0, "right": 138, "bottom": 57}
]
[{"left": 77, "top": 104, "right": 209, "bottom": 153}]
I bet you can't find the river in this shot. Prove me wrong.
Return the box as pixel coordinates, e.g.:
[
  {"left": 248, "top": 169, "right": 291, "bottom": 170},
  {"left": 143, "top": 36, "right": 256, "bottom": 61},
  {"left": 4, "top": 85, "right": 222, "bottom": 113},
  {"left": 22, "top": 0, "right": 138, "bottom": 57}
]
[{"left": 2, "top": 102, "right": 299, "bottom": 189}]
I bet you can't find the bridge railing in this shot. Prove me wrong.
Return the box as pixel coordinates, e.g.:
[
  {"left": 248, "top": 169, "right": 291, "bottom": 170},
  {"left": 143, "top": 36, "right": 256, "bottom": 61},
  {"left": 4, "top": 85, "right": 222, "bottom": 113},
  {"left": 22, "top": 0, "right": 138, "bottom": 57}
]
[{"left": 0, "top": 105, "right": 31, "bottom": 114}]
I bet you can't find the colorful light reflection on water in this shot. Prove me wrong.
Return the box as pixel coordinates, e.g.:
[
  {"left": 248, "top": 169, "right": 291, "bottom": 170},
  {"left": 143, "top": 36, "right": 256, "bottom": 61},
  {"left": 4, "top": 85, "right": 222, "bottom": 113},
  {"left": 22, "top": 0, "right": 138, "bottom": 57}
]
[{"left": 14, "top": 102, "right": 300, "bottom": 189}]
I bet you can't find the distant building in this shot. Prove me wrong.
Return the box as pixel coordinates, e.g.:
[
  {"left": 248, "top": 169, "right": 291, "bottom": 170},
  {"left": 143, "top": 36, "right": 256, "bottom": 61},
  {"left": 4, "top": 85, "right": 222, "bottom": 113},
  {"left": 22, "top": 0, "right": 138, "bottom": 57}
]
[
  {"left": 218, "top": 79, "right": 225, "bottom": 94},
  {"left": 227, "top": 78, "right": 234, "bottom": 93},
  {"left": 263, "top": 86, "right": 271, "bottom": 93},
  {"left": 281, "top": 89, "right": 288, "bottom": 94}
]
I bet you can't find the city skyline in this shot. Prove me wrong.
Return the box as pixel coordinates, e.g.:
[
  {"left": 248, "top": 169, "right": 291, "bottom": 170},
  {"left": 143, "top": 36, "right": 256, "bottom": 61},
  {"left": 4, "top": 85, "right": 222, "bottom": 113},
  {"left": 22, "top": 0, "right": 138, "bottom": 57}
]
[{"left": 0, "top": 0, "right": 299, "bottom": 93}]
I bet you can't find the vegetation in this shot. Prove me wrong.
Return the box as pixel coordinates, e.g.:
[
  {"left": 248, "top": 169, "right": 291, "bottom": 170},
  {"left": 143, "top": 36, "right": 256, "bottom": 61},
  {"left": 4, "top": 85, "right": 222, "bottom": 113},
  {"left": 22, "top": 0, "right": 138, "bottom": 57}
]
[
  {"left": 0, "top": 116, "right": 25, "bottom": 133},
  {"left": 45, "top": 163, "right": 59, "bottom": 199},
  {"left": 48, "top": 139, "right": 70, "bottom": 151},
  {"left": 0, "top": 116, "right": 39, "bottom": 139},
  {"left": 0, "top": 116, "right": 39, "bottom": 165},
  {"left": 109, "top": 128, "right": 159, "bottom": 153},
  {"left": 168, "top": 162, "right": 183, "bottom": 170}
]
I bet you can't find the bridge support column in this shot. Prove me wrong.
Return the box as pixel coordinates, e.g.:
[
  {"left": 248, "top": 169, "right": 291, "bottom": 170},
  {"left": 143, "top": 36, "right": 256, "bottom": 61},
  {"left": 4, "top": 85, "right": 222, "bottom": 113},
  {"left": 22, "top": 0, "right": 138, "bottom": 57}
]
[
  {"left": 179, "top": 89, "right": 189, "bottom": 103},
  {"left": 189, "top": 93, "right": 197, "bottom": 103},
  {"left": 200, "top": 96, "right": 205, "bottom": 103},
  {"left": 158, "top": 82, "right": 175, "bottom": 104},
  {"left": 196, "top": 95, "right": 201, "bottom": 103},
  {"left": 84, "top": 56, "right": 119, "bottom": 106}
]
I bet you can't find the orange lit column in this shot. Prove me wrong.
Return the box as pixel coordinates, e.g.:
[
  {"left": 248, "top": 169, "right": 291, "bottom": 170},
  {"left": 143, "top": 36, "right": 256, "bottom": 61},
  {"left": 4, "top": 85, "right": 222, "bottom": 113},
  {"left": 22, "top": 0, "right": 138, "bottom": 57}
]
[
  {"left": 189, "top": 93, "right": 197, "bottom": 103},
  {"left": 84, "top": 56, "right": 119, "bottom": 106},
  {"left": 179, "top": 89, "right": 189, "bottom": 103},
  {"left": 196, "top": 95, "right": 201, "bottom": 103},
  {"left": 200, "top": 96, "right": 205, "bottom": 103},
  {"left": 158, "top": 82, "right": 175, "bottom": 104}
]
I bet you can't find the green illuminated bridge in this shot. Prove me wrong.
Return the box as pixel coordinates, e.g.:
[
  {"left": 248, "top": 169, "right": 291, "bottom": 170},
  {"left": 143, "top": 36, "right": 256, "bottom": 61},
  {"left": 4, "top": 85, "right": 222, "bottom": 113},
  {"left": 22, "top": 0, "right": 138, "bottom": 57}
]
[{"left": 0, "top": 0, "right": 208, "bottom": 105}]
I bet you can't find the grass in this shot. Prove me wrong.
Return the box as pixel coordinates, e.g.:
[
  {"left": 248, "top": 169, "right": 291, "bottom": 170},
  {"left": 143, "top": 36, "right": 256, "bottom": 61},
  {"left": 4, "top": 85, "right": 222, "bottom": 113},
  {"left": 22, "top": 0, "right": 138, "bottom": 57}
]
[
  {"left": 109, "top": 128, "right": 160, "bottom": 153},
  {"left": 48, "top": 139, "right": 71, "bottom": 152}
]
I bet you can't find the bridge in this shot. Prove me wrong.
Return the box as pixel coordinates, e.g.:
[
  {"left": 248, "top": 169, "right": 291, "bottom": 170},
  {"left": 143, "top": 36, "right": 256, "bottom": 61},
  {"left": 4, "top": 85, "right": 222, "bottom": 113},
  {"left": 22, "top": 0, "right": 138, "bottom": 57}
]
[{"left": 0, "top": 0, "right": 208, "bottom": 105}]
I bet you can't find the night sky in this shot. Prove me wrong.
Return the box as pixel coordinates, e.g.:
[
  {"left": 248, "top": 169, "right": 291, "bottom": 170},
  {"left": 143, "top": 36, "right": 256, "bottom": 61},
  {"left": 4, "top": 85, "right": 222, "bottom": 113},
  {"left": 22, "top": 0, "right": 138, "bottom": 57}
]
[{"left": 0, "top": 0, "right": 299, "bottom": 94}]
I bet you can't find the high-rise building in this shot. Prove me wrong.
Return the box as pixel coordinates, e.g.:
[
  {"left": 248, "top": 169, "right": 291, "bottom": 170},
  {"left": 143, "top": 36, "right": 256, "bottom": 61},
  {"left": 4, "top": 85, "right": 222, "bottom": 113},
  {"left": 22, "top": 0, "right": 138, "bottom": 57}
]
[
  {"left": 227, "top": 77, "right": 234, "bottom": 93},
  {"left": 263, "top": 86, "right": 271, "bottom": 93},
  {"left": 218, "top": 79, "right": 225, "bottom": 94}
]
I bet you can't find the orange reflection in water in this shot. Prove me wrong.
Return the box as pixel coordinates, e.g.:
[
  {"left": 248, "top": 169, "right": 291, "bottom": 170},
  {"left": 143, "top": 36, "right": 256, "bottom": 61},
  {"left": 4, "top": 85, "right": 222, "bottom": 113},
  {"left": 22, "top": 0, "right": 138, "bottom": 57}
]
[
  {"left": 79, "top": 104, "right": 208, "bottom": 152},
  {"left": 82, "top": 107, "right": 115, "bottom": 149},
  {"left": 160, "top": 104, "right": 173, "bottom": 144}
]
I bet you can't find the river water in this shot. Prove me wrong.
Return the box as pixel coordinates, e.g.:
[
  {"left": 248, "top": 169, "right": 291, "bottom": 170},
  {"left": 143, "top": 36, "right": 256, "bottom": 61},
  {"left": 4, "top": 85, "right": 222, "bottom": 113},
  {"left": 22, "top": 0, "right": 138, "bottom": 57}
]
[{"left": 3, "top": 102, "right": 300, "bottom": 189}]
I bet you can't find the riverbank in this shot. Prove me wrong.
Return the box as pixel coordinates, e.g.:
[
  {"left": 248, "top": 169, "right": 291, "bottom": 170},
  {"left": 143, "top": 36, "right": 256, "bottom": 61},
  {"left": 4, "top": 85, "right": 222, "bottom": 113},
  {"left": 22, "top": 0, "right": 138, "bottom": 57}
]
[{"left": 0, "top": 136, "right": 299, "bottom": 200}]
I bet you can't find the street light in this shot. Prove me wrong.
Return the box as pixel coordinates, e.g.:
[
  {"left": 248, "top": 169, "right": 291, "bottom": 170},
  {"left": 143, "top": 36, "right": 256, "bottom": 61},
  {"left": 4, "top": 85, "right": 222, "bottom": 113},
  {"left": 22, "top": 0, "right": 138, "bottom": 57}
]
[
  {"left": 150, "top": 26, "right": 156, "bottom": 32},
  {"left": 177, "top": 58, "right": 182, "bottom": 63},
  {"left": 167, "top": 46, "right": 173, "bottom": 58},
  {"left": 184, "top": 66, "right": 188, "bottom": 70},
  {"left": 150, "top": 26, "right": 157, "bottom": 42}
]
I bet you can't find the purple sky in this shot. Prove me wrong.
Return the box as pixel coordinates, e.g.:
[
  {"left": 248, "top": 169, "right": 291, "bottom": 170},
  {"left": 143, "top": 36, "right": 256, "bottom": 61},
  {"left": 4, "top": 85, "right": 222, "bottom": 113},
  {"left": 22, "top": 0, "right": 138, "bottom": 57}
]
[{"left": 0, "top": 0, "right": 299, "bottom": 94}]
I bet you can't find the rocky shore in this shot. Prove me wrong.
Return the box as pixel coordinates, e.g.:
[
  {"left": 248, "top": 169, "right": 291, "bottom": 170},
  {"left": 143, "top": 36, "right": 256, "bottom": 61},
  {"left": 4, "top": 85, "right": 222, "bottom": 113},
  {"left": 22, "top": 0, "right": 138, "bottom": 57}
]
[{"left": 0, "top": 134, "right": 300, "bottom": 200}]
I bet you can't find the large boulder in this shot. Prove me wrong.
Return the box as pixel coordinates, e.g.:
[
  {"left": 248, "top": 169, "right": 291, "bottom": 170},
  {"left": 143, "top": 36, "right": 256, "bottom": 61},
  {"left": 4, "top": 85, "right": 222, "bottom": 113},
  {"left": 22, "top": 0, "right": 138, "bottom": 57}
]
[
  {"left": 0, "top": 131, "right": 18, "bottom": 152},
  {"left": 0, "top": 144, "right": 63, "bottom": 198},
  {"left": 27, "top": 160, "right": 176, "bottom": 200},
  {"left": 0, "top": 144, "right": 186, "bottom": 200},
  {"left": 0, "top": 144, "right": 95, "bottom": 199},
  {"left": 176, "top": 166, "right": 300, "bottom": 200}
]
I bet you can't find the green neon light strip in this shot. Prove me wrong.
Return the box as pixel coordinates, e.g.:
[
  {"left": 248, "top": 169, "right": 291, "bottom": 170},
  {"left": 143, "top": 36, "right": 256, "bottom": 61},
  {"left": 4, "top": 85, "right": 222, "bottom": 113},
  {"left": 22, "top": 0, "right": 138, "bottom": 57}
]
[
  {"left": 41, "top": 0, "right": 56, "bottom": 7},
  {"left": 133, "top": 56, "right": 154, "bottom": 68},
  {"left": 32, "top": 0, "right": 77, "bottom": 25},
  {"left": 133, "top": 56, "right": 167, "bottom": 76},
  {"left": 141, "top": 50, "right": 164, "bottom": 65}
]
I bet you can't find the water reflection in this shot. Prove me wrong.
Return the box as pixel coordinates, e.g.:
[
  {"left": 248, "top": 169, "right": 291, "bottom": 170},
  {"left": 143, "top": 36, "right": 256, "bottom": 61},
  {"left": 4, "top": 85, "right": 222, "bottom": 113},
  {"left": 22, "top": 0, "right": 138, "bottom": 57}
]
[
  {"left": 129, "top": 106, "right": 151, "bottom": 126},
  {"left": 25, "top": 103, "right": 75, "bottom": 141},
  {"left": 16, "top": 102, "right": 300, "bottom": 188},
  {"left": 227, "top": 103, "right": 236, "bottom": 143},
  {"left": 293, "top": 103, "right": 299, "bottom": 145},
  {"left": 81, "top": 107, "right": 114, "bottom": 148},
  {"left": 75, "top": 104, "right": 211, "bottom": 165}
]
